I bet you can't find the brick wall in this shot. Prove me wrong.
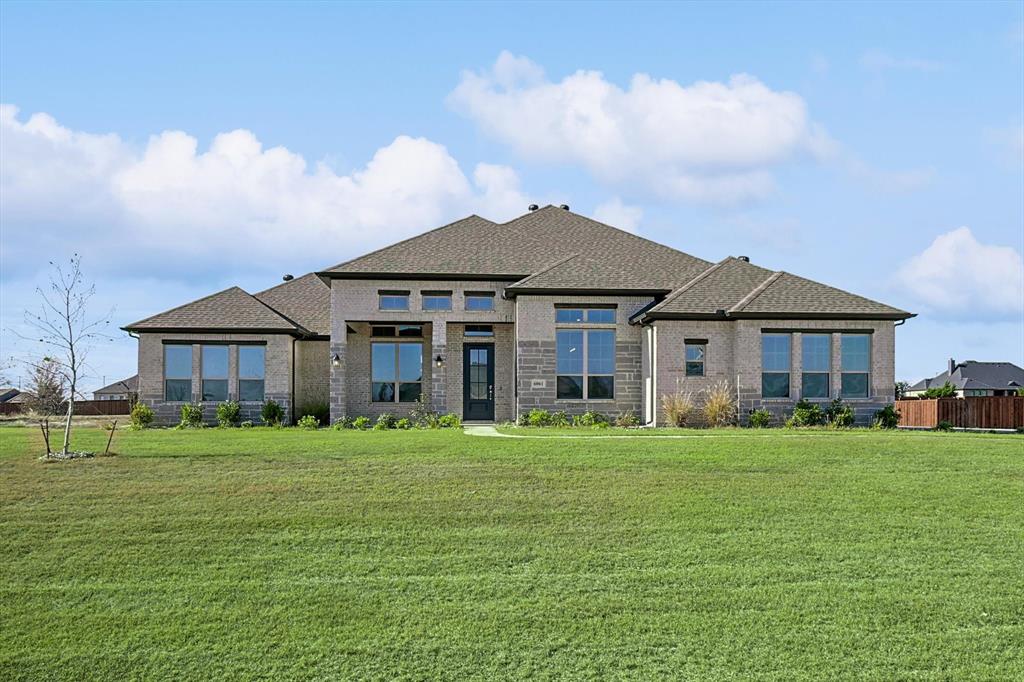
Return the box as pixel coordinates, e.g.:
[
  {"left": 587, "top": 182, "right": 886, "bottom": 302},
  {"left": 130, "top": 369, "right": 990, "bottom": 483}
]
[
  {"left": 294, "top": 339, "right": 329, "bottom": 415},
  {"left": 445, "top": 323, "right": 515, "bottom": 422}
]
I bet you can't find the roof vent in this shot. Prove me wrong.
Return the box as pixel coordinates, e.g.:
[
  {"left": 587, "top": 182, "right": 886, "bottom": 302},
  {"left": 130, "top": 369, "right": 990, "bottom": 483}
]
[
  {"left": 528, "top": 204, "right": 539, "bottom": 211},
  {"left": 559, "top": 204, "right": 570, "bottom": 211},
  {"left": 282, "top": 274, "right": 294, "bottom": 281},
  {"left": 737, "top": 256, "right": 749, "bottom": 262}
]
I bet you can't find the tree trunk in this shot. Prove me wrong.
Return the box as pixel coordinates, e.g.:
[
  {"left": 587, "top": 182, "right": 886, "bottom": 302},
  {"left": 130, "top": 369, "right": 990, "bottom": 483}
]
[{"left": 62, "top": 395, "right": 74, "bottom": 455}]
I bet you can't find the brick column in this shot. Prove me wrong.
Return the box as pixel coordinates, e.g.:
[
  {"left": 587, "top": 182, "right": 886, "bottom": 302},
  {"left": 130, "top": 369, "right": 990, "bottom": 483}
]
[
  {"left": 330, "top": 331, "right": 347, "bottom": 423},
  {"left": 431, "top": 322, "right": 447, "bottom": 412}
]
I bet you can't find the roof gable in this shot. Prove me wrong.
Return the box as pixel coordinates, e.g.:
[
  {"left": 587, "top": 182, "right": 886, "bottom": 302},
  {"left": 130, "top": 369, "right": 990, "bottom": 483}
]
[
  {"left": 124, "top": 287, "right": 302, "bottom": 333},
  {"left": 647, "top": 257, "right": 776, "bottom": 316},
  {"left": 730, "top": 271, "right": 910, "bottom": 318},
  {"left": 255, "top": 273, "right": 331, "bottom": 336}
]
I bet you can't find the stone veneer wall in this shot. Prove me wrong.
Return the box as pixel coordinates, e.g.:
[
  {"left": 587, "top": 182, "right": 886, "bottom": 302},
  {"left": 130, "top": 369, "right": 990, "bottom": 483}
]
[
  {"left": 515, "top": 295, "right": 652, "bottom": 420},
  {"left": 136, "top": 332, "right": 293, "bottom": 425}
]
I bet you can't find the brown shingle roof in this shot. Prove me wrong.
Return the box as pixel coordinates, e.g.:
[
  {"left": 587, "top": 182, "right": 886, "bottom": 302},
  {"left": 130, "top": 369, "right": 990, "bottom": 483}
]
[
  {"left": 729, "top": 271, "right": 910, "bottom": 318},
  {"left": 124, "top": 287, "right": 304, "bottom": 333},
  {"left": 646, "top": 257, "right": 776, "bottom": 316},
  {"left": 255, "top": 273, "right": 330, "bottom": 336},
  {"left": 94, "top": 375, "right": 138, "bottom": 395}
]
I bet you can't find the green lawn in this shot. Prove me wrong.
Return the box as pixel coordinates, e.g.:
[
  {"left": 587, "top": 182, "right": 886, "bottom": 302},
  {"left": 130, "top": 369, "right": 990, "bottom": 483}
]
[{"left": 1, "top": 427, "right": 1021, "bottom": 680}]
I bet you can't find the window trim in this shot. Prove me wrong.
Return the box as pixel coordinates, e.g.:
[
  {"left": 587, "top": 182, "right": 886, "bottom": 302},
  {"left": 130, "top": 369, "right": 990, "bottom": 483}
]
[
  {"left": 555, "top": 327, "right": 616, "bottom": 401},
  {"left": 761, "top": 333, "right": 792, "bottom": 399},
  {"left": 370, "top": 340, "right": 424, "bottom": 403}
]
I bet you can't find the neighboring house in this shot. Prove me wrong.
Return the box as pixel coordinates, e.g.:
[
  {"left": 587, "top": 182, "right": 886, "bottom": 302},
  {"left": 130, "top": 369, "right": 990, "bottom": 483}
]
[
  {"left": 124, "top": 205, "right": 914, "bottom": 425},
  {"left": 93, "top": 375, "right": 138, "bottom": 401},
  {"left": 906, "top": 359, "right": 1024, "bottom": 397},
  {"left": 0, "top": 387, "right": 20, "bottom": 403},
  {"left": 5, "top": 391, "right": 35, "bottom": 404}
]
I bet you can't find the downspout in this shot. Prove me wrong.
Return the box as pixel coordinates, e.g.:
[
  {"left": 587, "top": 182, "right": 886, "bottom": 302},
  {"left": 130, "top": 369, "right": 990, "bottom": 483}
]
[{"left": 291, "top": 337, "right": 296, "bottom": 425}]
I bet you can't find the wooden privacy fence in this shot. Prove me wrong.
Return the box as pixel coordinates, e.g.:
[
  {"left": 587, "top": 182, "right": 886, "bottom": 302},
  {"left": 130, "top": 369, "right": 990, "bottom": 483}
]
[
  {"left": 0, "top": 399, "right": 131, "bottom": 417},
  {"left": 896, "top": 397, "right": 1024, "bottom": 430}
]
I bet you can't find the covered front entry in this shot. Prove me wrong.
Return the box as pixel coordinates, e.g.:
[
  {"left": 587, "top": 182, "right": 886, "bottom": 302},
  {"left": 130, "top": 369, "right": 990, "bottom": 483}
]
[{"left": 463, "top": 343, "right": 495, "bottom": 421}]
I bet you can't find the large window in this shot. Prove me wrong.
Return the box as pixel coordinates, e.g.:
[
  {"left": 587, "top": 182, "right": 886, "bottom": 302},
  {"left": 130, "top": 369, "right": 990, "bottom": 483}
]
[
  {"left": 422, "top": 292, "right": 452, "bottom": 311},
  {"left": 201, "top": 345, "right": 228, "bottom": 401},
  {"left": 685, "top": 342, "right": 705, "bottom": 377},
  {"left": 761, "top": 334, "right": 791, "bottom": 398},
  {"left": 164, "top": 345, "right": 192, "bottom": 401},
  {"left": 465, "top": 293, "right": 494, "bottom": 311},
  {"left": 372, "top": 342, "right": 422, "bottom": 402},
  {"left": 841, "top": 334, "right": 870, "bottom": 398},
  {"left": 801, "top": 334, "right": 831, "bottom": 399},
  {"left": 556, "top": 329, "right": 615, "bottom": 399},
  {"left": 238, "top": 346, "right": 265, "bottom": 401},
  {"left": 378, "top": 291, "right": 409, "bottom": 311}
]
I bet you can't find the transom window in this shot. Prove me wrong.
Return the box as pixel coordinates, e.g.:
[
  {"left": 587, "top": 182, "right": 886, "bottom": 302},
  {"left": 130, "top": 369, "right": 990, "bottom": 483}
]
[
  {"left": 201, "top": 345, "right": 228, "bottom": 401},
  {"left": 685, "top": 341, "right": 706, "bottom": 377},
  {"left": 238, "top": 346, "right": 265, "bottom": 402},
  {"left": 761, "top": 333, "right": 791, "bottom": 398},
  {"left": 556, "top": 329, "right": 615, "bottom": 400},
  {"left": 372, "top": 324, "right": 422, "bottom": 337},
  {"left": 465, "top": 293, "right": 495, "bottom": 311},
  {"left": 801, "top": 334, "right": 831, "bottom": 399},
  {"left": 841, "top": 334, "right": 870, "bottom": 398},
  {"left": 465, "top": 325, "right": 494, "bottom": 337},
  {"left": 556, "top": 307, "right": 616, "bottom": 324},
  {"left": 378, "top": 291, "right": 410, "bottom": 310},
  {"left": 372, "top": 342, "right": 423, "bottom": 403},
  {"left": 164, "top": 345, "right": 192, "bottom": 401},
  {"left": 422, "top": 292, "right": 452, "bottom": 311}
]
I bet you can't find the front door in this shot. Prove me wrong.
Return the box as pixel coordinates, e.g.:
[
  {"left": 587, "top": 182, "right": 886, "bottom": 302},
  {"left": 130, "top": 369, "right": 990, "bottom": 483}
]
[{"left": 463, "top": 343, "right": 495, "bottom": 421}]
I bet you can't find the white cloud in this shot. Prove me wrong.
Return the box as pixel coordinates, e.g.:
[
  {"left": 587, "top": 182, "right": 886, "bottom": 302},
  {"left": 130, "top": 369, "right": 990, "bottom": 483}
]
[
  {"left": 0, "top": 105, "right": 528, "bottom": 280},
  {"left": 895, "top": 227, "right": 1024, "bottom": 319},
  {"left": 860, "top": 49, "right": 944, "bottom": 73},
  {"left": 448, "top": 52, "right": 836, "bottom": 205},
  {"left": 985, "top": 124, "right": 1024, "bottom": 167},
  {"left": 592, "top": 198, "right": 642, "bottom": 233}
]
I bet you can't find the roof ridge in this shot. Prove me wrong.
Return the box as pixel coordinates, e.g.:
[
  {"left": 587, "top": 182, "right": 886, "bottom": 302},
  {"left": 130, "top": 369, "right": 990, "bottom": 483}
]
[
  {"left": 645, "top": 257, "right": 735, "bottom": 316},
  {"left": 255, "top": 272, "right": 324, "bottom": 297},
  {"left": 124, "top": 286, "right": 250, "bottom": 328},
  {"left": 729, "top": 271, "right": 783, "bottom": 313},
  {"left": 247, "top": 289, "right": 309, "bottom": 334},
  {"left": 509, "top": 253, "right": 582, "bottom": 288}
]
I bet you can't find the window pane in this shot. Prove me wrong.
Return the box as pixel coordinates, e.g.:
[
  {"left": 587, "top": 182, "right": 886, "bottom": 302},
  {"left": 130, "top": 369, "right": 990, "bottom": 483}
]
[
  {"left": 586, "top": 308, "right": 615, "bottom": 323},
  {"left": 372, "top": 343, "right": 396, "bottom": 381},
  {"left": 239, "top": 379, "right": 264, "bottom": 402},
  {"left": 398, "top": 343, "right": 423, "bottom": 382},
  {"left": 685, "top": 344, "right": 705, "bottom": 362},
  {"left": 379, "top": 295, "right": 408, "bottom": 310},
  {"left": 165, "top": 379, "right": 191, "bottom": 401},
  {"left": 239, "top": 346, "right": 265, "bottom": 379},
  {"left": 556, "top": 330, "right": 584, "bottom": 374},
  {"left": 556, "top": 309, "right": 584, "bottom": 323},
  {"left": 762, "top": 334, "right": 791, "bottom": 372},
  {"left": 202, "top": 345, "right": 228, "bottom": 379},
  {"left": 423, "top": 295, "right": 451, "bottom": 311},
  {"left": 398, "top": 325, "right": 422, "bottom": 337},
  {"left": 686, "top": 362, "right": 704, "bottom": 377},
  {"left": 556, "top": 375, "right": 583, "bottom": 399},
  {"left": 398, "top": 383, "right": 421, "bottom": 402},
  {"left": 588, "top": 376, "right": 614, "bottom": 399},
  {"left": 372, "top": 326, "right": 396, "bottom": 337},
  {"left": 587, "top": 330, "right": 615, "bottom": 375},
  {"left": 465, "top": 295, "right": 494, "bottom": 311},
  {"left": 762, "top": 372, "right": 790, "bottom": 398},
  {"left": 841, "top": 335, "right": 870, "bottom": 372},
  {"left": 465, "top": 325, "right": 493, "bottom": 337},
  {"left": 164, "top": 345, "right": 192, "bottom": 379},
  {"left": 801, "top": 334, "right": 830, "bottom": 372},
  {"left": 372, "top": 382, "right": 396, "bottom": 402},
  {"left": 202, "top": 379, "right": 227, "bottom": 402},
  {"left": 841, "top": 373, "right": 869, "bottom": 398},
  {"left": 802, "top": 373, "right": 829, "bottom": 398}
]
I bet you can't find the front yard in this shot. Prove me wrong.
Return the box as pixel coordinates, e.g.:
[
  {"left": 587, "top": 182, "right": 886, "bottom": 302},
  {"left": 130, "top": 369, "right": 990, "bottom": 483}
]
[{"left": 1, "top": 427, "right": 1021, "bottom": 680}]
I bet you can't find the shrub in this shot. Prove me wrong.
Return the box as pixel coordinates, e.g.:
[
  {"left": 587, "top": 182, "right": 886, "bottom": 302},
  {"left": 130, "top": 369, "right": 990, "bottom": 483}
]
[
  {"left": 575, "top": 411, "right": 609, "bottom": 427},
  {"left": 614, "top": 410, "right": 641, "bottom": 428},
  {"left": 526, "top": 409, "right": 551, "bottom": 427},
  {"left": 179, "top": 402, "right": 204, "bottom": 428},
  {"left": 261, "top": 399, "right": 285, "bottom": 426},
  {"left": 790, "top": 399, "right": 824, "bottom": 427},
  {"left": 129, "top": 402, "right": 155, "bottom": 429},
  {"left": 662, "top": 391, "right": 695, "bottom": 427},
  {"left": 748, "top": 409, "right": 772, "bottom": 428},
  {"left": 352, "top": 416, "right": 371, "bottom": 430},
  {"left": 216, "top": 400, "right": 241, "bottom": 428},
  {"left": 702, "top": 381, "right": 737, "bottom": 427},
  {"left": 921, "top": 381, "right": 957, "bottom": 399},
  {"left": 549, "top": 410, "right": 571, "bottom": 427},
  {"left": 332, "top": 416, "right": 354, "bottom": 430},
  {"left": 374, "top": 413, "right": 396, "bottom": 430},
  {"left": 825, "top": 398, "right": 855, "bottom": 428},
  {"left": 873, "top": 404, "right": 900, "bottom": 429},
  {"left": 297, "top": 414, "right": 319, "bottom": 430},
  {"left": 395, "top": 418, "right": 412, "bottom": 430},
  {"left": 438, "top": 413, "right": 461, "bottom": 429},
  {"left": 1017, "top": 387, "right": 1024, "bottom": 397},
  {"left": 409, "top": 394, "right": 439, "bottom": 428},
  {"left": 936, "top": 420, "right": 953, "bottom": 432},
  {"left": 240, "top": 420, "right": 254, "bottom": 428},
  {"left": 300, "top": 401, "right": 330, "bottom": 426}
]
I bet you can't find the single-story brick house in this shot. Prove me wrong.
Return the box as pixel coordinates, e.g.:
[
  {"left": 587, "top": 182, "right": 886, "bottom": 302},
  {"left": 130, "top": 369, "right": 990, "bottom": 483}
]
[
  {"left": 124, "top": 205, "right": 913, "bottom": 425},
  {"left": 92, "top": 375, "right": 138, "bottom": 401},
  {"left": 906, "top": 359, "right": 1024, "bottom": 397}
]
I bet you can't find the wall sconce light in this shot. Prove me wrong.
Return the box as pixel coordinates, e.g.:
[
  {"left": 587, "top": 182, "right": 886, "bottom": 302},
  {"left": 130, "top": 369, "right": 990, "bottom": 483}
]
[
  {"left": 435, "top": 354, "right": 444, "bottom": 367},
  {"left": 332, "top": 353, "right": 341, "bottom": 367}
]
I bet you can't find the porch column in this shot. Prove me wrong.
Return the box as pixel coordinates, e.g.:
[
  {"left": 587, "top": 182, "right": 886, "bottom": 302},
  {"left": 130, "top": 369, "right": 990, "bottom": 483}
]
[{"left": 432, "top": 322, "right": 447, "bottom": 412}]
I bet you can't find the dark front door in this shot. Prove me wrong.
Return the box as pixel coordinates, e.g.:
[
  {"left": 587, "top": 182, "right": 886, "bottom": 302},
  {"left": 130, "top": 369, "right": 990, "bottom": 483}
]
[{"left": 463, "top": 343, "right": 495, "bottom": 421}]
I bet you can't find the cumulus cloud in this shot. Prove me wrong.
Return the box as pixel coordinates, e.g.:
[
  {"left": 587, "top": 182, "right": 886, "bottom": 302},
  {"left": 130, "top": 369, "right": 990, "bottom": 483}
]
[
  {"left": 895, "top": 227, "right": 1024, "bottom": 319},
  {"left": 0, "top": 105, "right": 528, "bottom": 280},
  {"left": 592, "top": 198, "right": 642, "bottom": 233},
  {"left": 448, "top": 52, "right": 836, "bottom": 205},
  {"left": 860, "top": 49, "right": 944, "bottom": 73}
]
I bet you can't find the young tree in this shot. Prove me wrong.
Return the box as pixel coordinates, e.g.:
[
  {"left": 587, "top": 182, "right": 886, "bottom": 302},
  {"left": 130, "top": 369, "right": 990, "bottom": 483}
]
[
  {"left": 19, "top": 255, "right": 110, "bottom": 455},
  {"left": 24, "top": 357, "right": 66, "bottom": 415}
]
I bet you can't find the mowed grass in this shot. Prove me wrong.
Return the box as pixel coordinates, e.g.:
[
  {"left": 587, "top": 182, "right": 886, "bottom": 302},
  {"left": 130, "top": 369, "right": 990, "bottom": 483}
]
[{"left": 1, "top": 427, "right": 1021, "bottom": 680}]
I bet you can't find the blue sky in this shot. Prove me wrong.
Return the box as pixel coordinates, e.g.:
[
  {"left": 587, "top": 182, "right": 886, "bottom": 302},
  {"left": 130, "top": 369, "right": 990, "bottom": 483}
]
[{"left": 1, "top": 0, "right": 1022, "bottom": 392}]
